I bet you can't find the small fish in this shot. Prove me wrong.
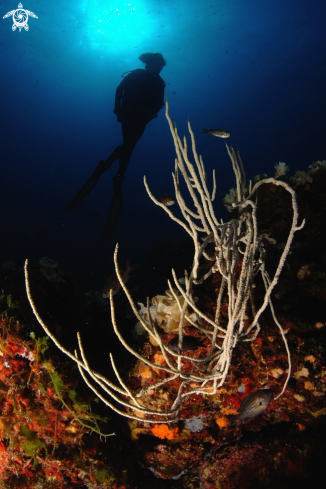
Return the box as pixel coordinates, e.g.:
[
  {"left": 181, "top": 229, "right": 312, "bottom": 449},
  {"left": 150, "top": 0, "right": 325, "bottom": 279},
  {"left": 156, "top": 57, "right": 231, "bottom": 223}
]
[
  {"left": 168, "top": 335, "right": 206, "bottom": 352},
  {"left": 161, "top": 193, "right": 176, "bottom": 206},
  {"left": 102, "top": 259, "right": 137, "bottom": 298},
  {"left": 202, "top": 128, "right": 231, "bottom": 138},
  {"left": 231, "top": 389, "right": 273, "bottom": 423}
]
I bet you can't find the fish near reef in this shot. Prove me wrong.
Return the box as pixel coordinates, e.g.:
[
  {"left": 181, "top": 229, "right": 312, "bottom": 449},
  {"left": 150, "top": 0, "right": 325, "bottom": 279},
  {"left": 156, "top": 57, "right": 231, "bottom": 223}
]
[
  {"left": 161, "top": 193, "right": 176, "bottom": 206},
  {"left": 231, "top": 389, "right": 273, "bottom": 423},
  {"left": 202, "top": 128, "right": 231, "bottom": 138},
  {"left": 102, "top": 259, "right": 137, "bottom": 298},
  {"left": 168, "top": 335, "right": 206, "bottom": 352}
]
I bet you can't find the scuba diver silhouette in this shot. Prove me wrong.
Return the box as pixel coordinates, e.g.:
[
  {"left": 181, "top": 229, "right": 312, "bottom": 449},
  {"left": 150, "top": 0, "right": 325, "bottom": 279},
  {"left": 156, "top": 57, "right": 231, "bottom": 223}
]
[{"left": 64, "top": 52, "right": 166, "bottom": 239}]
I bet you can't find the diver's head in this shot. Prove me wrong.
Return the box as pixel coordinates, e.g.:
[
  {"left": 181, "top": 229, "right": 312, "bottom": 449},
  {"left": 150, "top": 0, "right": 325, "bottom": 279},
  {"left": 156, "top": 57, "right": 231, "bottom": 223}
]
[{"left": 139, "top": 52, "right": 166, "bottom": 74}]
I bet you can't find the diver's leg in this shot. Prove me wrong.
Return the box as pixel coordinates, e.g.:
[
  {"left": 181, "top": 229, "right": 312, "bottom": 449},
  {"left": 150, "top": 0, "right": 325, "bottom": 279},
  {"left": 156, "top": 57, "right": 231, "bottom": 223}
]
[
  {"left": 98, "top": 143, "right": 123, "bottom": 169},
  {"left": 102, "top": 120, "right": 147, "bottom": 238},
  {"left": 64, "top": 145, "right": 123, "bottom": 211},
  {"left": 116, "top": 120, "right": 147, "bottom": 177}
]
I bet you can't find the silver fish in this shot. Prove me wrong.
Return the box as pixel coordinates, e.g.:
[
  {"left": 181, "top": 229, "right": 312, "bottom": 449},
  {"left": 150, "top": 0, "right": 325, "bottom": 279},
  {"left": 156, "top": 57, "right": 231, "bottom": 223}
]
[
  {"left": 231, "top": 389, "right": 273, "bottom": 423},
  {"left": 202, "top": 128, "right": 231, "bottom": 138},
  {"left": 161, "top": 193, "right": 176, "bottom": 206},
  {"left": 102, "top": 259, "right": 137, "bottom": 298}
]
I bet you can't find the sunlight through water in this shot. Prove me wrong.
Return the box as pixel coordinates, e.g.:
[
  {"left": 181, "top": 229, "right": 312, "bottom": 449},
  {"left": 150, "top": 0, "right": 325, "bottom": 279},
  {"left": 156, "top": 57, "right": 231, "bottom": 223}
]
[{"left": 81, "top": 0, "right": 156, "bottom": 52}]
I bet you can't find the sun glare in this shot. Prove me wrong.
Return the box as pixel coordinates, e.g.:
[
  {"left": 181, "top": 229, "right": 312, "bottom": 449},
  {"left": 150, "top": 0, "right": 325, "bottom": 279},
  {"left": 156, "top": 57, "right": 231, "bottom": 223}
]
[{"left": 82, "top": 1, "right": 154, "bottom": 52}]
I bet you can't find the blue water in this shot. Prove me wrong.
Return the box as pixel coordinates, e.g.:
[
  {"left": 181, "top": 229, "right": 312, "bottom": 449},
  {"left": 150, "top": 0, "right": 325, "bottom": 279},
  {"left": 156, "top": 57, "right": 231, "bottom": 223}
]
[{"left": 1, "top": 0, "right": 325, "bottom": 286}]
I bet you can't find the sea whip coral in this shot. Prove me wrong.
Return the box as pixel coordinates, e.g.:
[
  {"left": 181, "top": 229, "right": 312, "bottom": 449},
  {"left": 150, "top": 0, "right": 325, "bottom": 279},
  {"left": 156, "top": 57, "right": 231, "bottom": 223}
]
[{"left": 25, "top": 100, "right": 304, "bottom": 423}]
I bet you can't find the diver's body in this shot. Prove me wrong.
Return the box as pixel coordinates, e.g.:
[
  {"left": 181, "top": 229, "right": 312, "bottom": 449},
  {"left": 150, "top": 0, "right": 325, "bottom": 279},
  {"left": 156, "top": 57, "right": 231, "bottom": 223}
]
[
  {"left": 102, "top": 66, "right": 165, "bottom": 177},
  {"left": 65, "top": 53, "right": 166, "bottom": 228}
]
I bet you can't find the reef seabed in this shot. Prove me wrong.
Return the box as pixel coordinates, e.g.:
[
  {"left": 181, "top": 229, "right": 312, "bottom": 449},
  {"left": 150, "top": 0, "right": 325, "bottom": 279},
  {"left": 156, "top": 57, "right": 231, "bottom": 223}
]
[
  {"left": 0, "top": 317, "right": 116, "bottom": 488},
  {"left": 1, "top": 166, "right": 326, "bottom": 488},
  {"left": 123, "top": 167, "right": 326, "bottom": 486}
]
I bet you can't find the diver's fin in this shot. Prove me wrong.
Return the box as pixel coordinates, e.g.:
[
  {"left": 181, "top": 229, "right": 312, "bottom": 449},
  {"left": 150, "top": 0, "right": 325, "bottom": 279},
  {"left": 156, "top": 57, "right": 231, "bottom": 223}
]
[
  {"left": 64, "top": 160, "right": 112, "bottom": 212},
  {"left": 64, "top": 172, "right": 102, "bottom": 211},
  {"left": 102, "top": 175, "right": 124, "bottom": 240}
]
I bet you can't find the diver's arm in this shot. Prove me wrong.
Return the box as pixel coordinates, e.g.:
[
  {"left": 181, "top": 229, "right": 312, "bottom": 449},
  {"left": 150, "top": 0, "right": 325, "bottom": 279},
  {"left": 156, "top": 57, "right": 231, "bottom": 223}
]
[{"left": 114, "top": 82, "right": 125, "bottom": 113}]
